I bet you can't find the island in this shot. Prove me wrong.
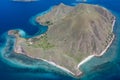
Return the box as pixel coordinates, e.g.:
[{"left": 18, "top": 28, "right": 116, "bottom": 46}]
[
  {"left": 76, "top": 0, "right": 87, "bottom": 2},
  {"left": 8, "top": 3, "right": 115, "bottom": 76}
]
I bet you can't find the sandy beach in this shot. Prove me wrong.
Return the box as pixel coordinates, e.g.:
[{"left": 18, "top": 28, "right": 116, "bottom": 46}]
[
  {"left": 24, "top": 55, "right": 75, "bottom": 75},
  {"left": 76, "top": 16, "right": 116, "bottom": 76},
  {"left": 77, "top": 55, "right": 95, "bottom": 68}
]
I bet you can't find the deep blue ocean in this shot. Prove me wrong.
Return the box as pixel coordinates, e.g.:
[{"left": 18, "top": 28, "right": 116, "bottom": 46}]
[{"left": 0, "top": 0, "right": 120, "bottom": 80}]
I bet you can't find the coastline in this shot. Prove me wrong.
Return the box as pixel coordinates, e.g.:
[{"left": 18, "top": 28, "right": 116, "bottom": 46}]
[
  {"left": 6, "top": 4, "right": 116, "bottom": 77},
  {"left": 11, "top": 18, "right": 116, "bottom": 77},
  {"left": 95, "top": 18, "right": 116, "bottom": 57},
  {"left": 77, "top": 55, "right": 95, "bottom": 69},
  {"left": 27, "top": 55, "right": 76, "bottom": 76},
  {"left": 76, "top": 35, "right": 115, "bottom": 76},
  {"left": 30, "top": 5, "right": 55, "bottom": 26},
  {"left": 76, "top": 17, "right": 116, "bottom": 76},
  {"left": 95, "top": 35, "right": 115, "bottom": 57},
  {"left": 8, "top": 30, "right": 76, "bottom": 76}
]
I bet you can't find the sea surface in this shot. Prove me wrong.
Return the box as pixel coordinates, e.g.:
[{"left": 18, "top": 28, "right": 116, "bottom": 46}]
[{"left": 0, "top": 0, "right": 120, "bottom": 80}]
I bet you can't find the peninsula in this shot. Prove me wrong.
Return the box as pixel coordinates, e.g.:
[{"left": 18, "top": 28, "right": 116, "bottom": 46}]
[{"left": 8, "top": 3, "right": 115, "bottom": 76}]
